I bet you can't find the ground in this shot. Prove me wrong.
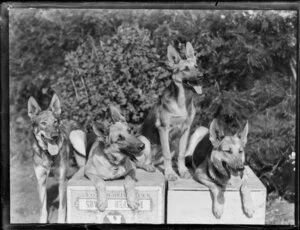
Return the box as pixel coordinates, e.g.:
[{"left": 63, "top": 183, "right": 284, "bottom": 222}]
[{"left": 9, "top": 156, "right": 295, "bottom": 225}]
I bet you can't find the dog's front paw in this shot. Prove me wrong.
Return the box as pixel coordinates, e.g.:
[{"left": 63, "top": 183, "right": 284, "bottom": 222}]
[
  {"left": 57, "top": 216, "right": 65, "bottom": 223},
  {"left": 179, "top": 169, "right": 192, "bottom": 179},
  {"left": 213, "top": 203, "right": 224, "bottom": 219},
  {"left": 145, "top": 164, "right": 156, "bottom": 172},
  {"left": 127, "top": 198, "right": 139, "bottom": 211},
  {"left": 243, "top": 204, "right": 255, "bottom": 218},
  {"left": 39, "top": 215, "right": 48, "bottom": 224},
  {"left": 166, "top": 172, "right": 178, "bottom": 181},
  {"left": 97, "top": 198, "right": 108, "bottom": 212}
]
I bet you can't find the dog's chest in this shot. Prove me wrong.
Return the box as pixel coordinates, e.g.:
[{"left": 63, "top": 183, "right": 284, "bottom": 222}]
[
  {"left": 94, "top": 155, "right": 134, "bottom": 180},
  {"left": 169, "top": 115, "right": 190, "bottom": 131}
]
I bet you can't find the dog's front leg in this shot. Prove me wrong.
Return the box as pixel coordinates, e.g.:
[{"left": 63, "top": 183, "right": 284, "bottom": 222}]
[
  {"left": 136, "top": 136, "right": 155, "bottom": 172},
  {"left": 178, "top": 127, "right": 192, "bottom": 178},
  {"left": 34, "top": 165, "right": 50, "bottom": 223},
  {"left": 195, "top": 167, "right": 224, "bottom": 219},
  {"left": 57, "top": 164, "right": 67, "bottom": 223},
  {"left": 85, "top": 172, "right": 108, "bottom": 211},
  {"left": 240, "top": 175, "right": 255, "bottom": 218},
  {"left": 158, "top": 126, "right": 178, "bottom": 181},
  {"left": 124, "top": 170, "right": 139, "bottom": 210}
]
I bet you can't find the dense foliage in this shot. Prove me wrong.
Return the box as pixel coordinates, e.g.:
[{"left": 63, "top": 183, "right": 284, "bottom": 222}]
[{"left": 9, "top": 9, "right": 296, "bottom": 201}]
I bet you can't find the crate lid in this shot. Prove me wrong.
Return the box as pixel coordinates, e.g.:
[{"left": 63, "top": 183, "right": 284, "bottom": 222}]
[
  {"left": 68, "top": 167, "right": 165, "bottom": 187},
  {"left": 169, "top": 166, "right": 266, "bottom": 191}
]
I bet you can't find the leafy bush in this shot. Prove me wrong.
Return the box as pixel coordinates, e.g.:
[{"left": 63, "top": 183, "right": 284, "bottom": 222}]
[{"left": 53, "top": 24, "right": 169, "bottom": 129}]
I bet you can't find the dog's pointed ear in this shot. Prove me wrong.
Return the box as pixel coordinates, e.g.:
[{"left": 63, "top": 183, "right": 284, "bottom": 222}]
[
  {"left": 28, "top": 96, "right": 41, "bottom": 119},
  {"left": 167, "top": 45, "right": 181, "bottom": 66},
  {"left": 92, "top": 123, "right": 108, "bottom": 140},
  {"left": 49, "top": 94, "right": 61, "bottom": 116},
  {"left": 209, "top": 118, "right": 224, "bottom": 147},
  {"left": 236, "top": 121, "right": 249, "bottom": 146},
  {"left": 109, "top": 105, "right": 126, "bottom": 123},
  {"left": 185, "top": 42, "right": 196, "bottom": 64}
]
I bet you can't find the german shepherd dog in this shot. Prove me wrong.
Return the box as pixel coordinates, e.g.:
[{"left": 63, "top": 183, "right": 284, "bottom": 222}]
[
  {"left": 28, "top": 94, "right": 86, "bottom": 223},
  {"left": 84, "top": 106, "right": 145, "bottom": 211},
  {"left": 138, "top": 42, "right": 203, "bottom": 181},
  {"left": 185, "top": 118, "right": 254, "bottom": 219}
]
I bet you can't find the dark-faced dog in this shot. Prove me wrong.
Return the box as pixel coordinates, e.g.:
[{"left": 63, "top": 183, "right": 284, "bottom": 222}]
[
  {"left": 28, "top": 94, "right": 86, "bottom": 223},
  {"left": 84, "top": 106, "right": 145, "bottom": 211},
  {"left": 138, "top": 42, "right": 203, "bottom": 181},
  {"left": 185, "top": 118, "right": 254, "bottom": 219}
]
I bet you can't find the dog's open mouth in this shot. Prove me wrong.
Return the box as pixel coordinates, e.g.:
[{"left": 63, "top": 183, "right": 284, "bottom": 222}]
[
  {"left": 183, "top": 78, "right": 203, "bottom": 94},
  {"left": 123, "top": 148, "right": 143, "bottom": 161},
  {"left": 41, "top": 134, "right": 59, "bottom": 144},
  {"left": 222, "top": 161, "right": 244, "bottom": 177},
  {"left": 41, "top": 134, "right": 60, "bottom": 155}
]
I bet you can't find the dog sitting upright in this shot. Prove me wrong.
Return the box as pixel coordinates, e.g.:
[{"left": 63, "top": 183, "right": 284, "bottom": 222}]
[
  {"left": 138, "top": 42, "right": 203, "bottom": 181},
  {"left": 84, "top": 106, "right": 145, "bottom": 212},
  {"left": 185, "top": 118, "right": 254, "bottom": 219},
  {"left": 28, "top": 94, "right": 86, "bottom": 223}
]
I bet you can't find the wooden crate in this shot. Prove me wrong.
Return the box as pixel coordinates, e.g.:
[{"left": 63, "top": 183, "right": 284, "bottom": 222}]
[
  {"left": 167, "top": 166, "right": 266, "bottom": 224},
  {"left": 67, "top": 168, "right": 165, "bottom": 224}
]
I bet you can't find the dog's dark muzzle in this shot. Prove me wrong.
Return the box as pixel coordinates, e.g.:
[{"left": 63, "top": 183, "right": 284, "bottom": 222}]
[
  {"left": 41, "top": 132, "right": 60, "bottom": 144},
  {"left": 222, "top": 161, "right": 245, "bottom": 175},
  {"left": 183, "top": 76, "right": 202, "bottom": 85},
  {"left": 236, "top": 165, "right": 245, "bottom": 171},
  {"left": 51, "top": 133, "right": 60, "bottom": 142}
]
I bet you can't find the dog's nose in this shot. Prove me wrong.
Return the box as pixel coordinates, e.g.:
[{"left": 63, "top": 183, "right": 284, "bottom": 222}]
[
  {"left": 51, "top": 134, "right": 59, "bottom": 142},
  {"left": 138, "top": 143, "right": 145, "bottom": 151}
]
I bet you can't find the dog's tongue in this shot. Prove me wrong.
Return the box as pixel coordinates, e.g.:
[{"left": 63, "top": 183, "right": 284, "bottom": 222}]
[
  {"left": 47, "top": 143, "right": 59, "bottom": 156},
  {"left": 193, "top": 85, "right": 202, "bottom": 94}
]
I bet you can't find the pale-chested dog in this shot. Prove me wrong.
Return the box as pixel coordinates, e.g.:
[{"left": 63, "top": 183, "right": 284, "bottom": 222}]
[
  {"left": 84, "top": 106, "right": 145, "bottom": 211},
  {"left": 185, "top": 118, "right": 254, "bottom": 219}
]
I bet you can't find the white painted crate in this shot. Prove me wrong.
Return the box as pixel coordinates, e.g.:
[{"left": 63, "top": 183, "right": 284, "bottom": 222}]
[
  {"left": 167, "top": 166, "right": 266, "bottom": 224},
  {"left": 67, "top": 168, "right": 165, "bottom": 224}
]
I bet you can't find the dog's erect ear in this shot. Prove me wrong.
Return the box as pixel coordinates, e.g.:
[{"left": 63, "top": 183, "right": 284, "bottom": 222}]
[
  {"left": 110, "top": 105, "right": 126, "bottom": 123},
  {"left": 209, "top": 118, "right": 224, "bottom": 147},
  {"left": 167, "top": 45, "right": 181, "bottom": 66},
  {"left": 28, "top": 96, "right": 41, "bottom": 119},
  {"left": 236, "top": 121, "right": 249, "bottom": 146},
  {"left": 185, "top": 42, "right": 196, "bottom": 65},
  {"left": 49, "top": 94, "right": 61, "bottom": 116},
  {"left": 92, "top": 123, "right": 108, "bottom": 140}
]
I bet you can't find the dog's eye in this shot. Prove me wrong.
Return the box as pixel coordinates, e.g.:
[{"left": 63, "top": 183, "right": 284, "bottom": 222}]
[
  {"left": 239, "top": 149, "right": 244, "bottom": 154},
  {"left": 118, "top": 135, "right": 125, "bottom": 141},
  {"left": 225, "top": 149, "right": 232, "bottom": 154},
  {"left": 41, "top": 121, "right": 47, "bottom": 126}
]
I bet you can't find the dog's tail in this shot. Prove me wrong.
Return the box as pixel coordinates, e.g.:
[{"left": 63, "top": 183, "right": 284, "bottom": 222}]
[{"left": 69, "top": 129, "right": 87, "bottom": 168}]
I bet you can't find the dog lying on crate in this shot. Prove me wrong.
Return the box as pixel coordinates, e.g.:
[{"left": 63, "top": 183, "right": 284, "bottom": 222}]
[
  {"left": 82, "top": 106, "right": 146, "bottom": 211},
  {"left": 137, "top": 42, "right": 203, "bottom": 181},
  {"left": 185, "top": 117, "right": 255, "bottom": 219},
  {"left": 28, "top": 94, "right": 86, "bottom": 223}
]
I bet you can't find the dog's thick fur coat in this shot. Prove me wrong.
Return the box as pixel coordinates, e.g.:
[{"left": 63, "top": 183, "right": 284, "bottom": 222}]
[
  {"left": 138, "top": 42, "right": 202, "bottom": 181},
  {"left": 28, "top": 94, "right": 86, "bottom": 223},
  {"left": 84, "top": 106, "right": 145, "bottom": 211},
  {"left": 185, "top": 118, "right": 255, "bottom": 219}
]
